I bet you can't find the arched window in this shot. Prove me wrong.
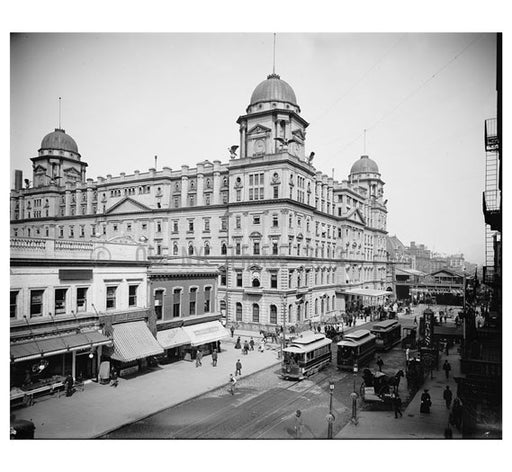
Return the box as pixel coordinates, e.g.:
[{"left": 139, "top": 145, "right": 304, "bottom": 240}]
[
  {"left": 270, "top": 305, "right": 277, "bottom": 324},
  {"left": 252, "top": 274, "right": 260, "bottom": 288},
  {"left": 188, "top": 243, "right": 194, "bottom": 256},
  {"left": 236, "top": 302, "right": 242, "bottom": 321},
  {"left": 288, "top": 304, "right": 293, "bottom": 323},
  {"left": 221, "top": 242, "right": 227, "bottom": 255},
  {"left": 204, "top": 242, "right": 210, "bottom": 256},
  {"left": 332, "top": 295, "right": 336, "bottom": 311},
  {"left": 321, "top": 298, "right": 325, "bottom": 314},
  {"left": 252, "top": 303, "right": 260, "bottom": 323},
  {"left": 173, "top": 242, "right": 178, "bottom": 255},
  {"left": 305, "top": 301, "right": 309, "bottom": 319}
]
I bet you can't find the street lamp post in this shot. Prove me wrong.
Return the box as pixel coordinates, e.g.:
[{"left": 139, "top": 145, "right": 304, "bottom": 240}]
[
  {"left": 351, "top": 363, "right": 359, "bottom": 425},
  {"left": 327, "top": 380, "right": 335, "bottom": 438}
]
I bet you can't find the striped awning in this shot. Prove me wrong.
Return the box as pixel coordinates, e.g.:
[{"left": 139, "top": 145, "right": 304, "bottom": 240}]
[
  {"left": 10, "top": 331, "right": 112, "bottom": 363},
  {"left": 157, "top": 327, "right": 191, "bottom": 349},
  {"left": 111, "top": 321, "right": 163, "bottom": 363}
]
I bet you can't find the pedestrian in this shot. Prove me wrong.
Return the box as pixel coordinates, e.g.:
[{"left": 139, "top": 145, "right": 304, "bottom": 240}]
[
  {"left": 243, "top": 340, "right": 250, "bottom": 355},
  {"left": 195, "top": 349, "right": 203, "bottom": 367},
  {"left": 65, "top": 374, "right": 74, "bottom": 397},
  {"left": 376, "top": 356, "right": 384, "bottom": 372},
  {"left": 444, "top": 424, "right": 453, "bottom": 439},
  {"left": 258, "top": 340, "right": 265, "bottom": 352},
  {"left": 229, "top": 374, "right": 237, "bottom": 395},
  {"left": 414, "top": 316, "right": 417, "bottom": 325},
  {"left": 442, "top": 360, "right": 451, "bottom": 379},
  {"left": 420, "top": 389, "right": 431, "bottom": 414},
  {"left": 443, "top": 385, "right": 453, "bottom": 409},
  {"left": 249, "top": 337, "right": 255, "bottom": 351},
  {"left": 405, "top": 348, "right": 410, "bottom": 367},
  {"left": 445, "top": 341, "right": 450, "bottom": 356},
  {"left": 110, "top": 368, "right": 118, "bottom": 388},
  {"left": 211, "top": 349, "right": 218, "bottom": 367},
  {"left": 294, "top": 409, "right": 304, "bottom": 439},
  {"left": 393, "top": 393, "right": 403, "bottom": 418},
  {"left": 230, "top": 325, "right": 235, "bottom": 338},
  {"left": 235, "top": 359, "right": 242, "bottom": 376},
  {"left": 452, "top": 398, "right": 463, "bottom": 431},
  {"left": 234, "top": 336, "right": 241, "bottom": 349}
]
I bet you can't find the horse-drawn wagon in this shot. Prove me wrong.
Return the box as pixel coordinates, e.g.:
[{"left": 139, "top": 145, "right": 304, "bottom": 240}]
[{"left": 359, "top": 368, "right": 404, "bottom": 405}]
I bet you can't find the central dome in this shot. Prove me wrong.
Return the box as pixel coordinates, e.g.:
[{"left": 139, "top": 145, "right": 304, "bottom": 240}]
[
  {"left": 40, "top": 128, "right": 79, "bottom": 154},
  {"left": 350, "top": 155, "right": 380, "bottom": 175},
  {"left": 250, "top": 73, "right": 298, "bottom": 107}
]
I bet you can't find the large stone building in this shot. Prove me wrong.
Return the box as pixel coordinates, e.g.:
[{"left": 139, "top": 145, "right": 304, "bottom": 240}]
[{"left": 10, "top": 72, "right": 391, "bottom": 328}]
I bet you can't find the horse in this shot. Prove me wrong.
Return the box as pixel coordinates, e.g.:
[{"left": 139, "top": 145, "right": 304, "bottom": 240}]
[{"left": 388, "top": 369, "right": 404, "bottom": 393}]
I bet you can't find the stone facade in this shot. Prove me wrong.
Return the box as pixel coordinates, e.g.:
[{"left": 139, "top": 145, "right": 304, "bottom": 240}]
[{"left": 10, "top": 73, "right": 391, "bottom": 329}]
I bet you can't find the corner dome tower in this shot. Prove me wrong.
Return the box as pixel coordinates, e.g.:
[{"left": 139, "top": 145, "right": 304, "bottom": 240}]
[
  {"left": 246, "top": 73, "right": 301, "bottom": 114},
  {"left": 350, "top": 155, "right": 380, "bottom": 175},
  {"left": 40, "top": 128, "right": 79, "bottom": 156}
]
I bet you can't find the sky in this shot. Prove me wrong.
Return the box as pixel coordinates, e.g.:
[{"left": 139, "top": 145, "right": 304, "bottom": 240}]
[{"left": 10, "top": 32, "right": 497, "bottom": 264}]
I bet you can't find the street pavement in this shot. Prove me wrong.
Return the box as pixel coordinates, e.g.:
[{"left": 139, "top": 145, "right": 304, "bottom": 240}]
[
  {"left": 11, "top": 332, "right": 281, "bottom": 439},
  {"left": 337, "top": 304, "right": 463, "bottom": 439}
]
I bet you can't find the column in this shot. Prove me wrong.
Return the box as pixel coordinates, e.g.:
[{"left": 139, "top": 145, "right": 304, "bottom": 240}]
[
  {"left": 196, "top": 165, "right": 204, "bottom": 206},
  {"left": 65, "top": 188, "right": 72, "bottom": 216},
  {"left": 86, "top": 180, "right": 94, "bottom": 214},
  {"left": 72, "top": 351, "right": 77, "bottom": 380},
  {"left": 181, "top": 174, "right": 189, "bottom": 208},
  {"left": 212, "top": 171, "right": 221, "bottom": 205},
  {"left": 75, "top": 189, "right": 82, "bottom": 215}
]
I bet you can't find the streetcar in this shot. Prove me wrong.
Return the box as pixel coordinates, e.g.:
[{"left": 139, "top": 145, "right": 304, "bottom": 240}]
[
  {"left": 371, "top": 319, "right": 402, "bottom": 351},
  {"left": 337, "top": 329, "right": 376, "bottom": 370},
  {"left": 281, "top": 332, "right": 332, "bottom": 380}
]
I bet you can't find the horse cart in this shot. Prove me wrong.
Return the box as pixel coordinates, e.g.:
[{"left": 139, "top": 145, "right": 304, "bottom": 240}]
[{"left": 359, "top": 369, "right": 404, "bottom": 406}]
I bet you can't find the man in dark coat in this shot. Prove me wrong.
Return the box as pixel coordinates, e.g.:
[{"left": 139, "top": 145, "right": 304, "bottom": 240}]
[
  {"left": 230, "top": 325, "right": 235, "bottom": 338},
  {"left": 376, "top": 356, "right": 384, "bottom": 372},
  {"left": 393, "top": 393, "right": 403, "bottom": 418},
  {"left": 235, "top": 359, "right": 242, "bottom": 376},
  {"left": 249, "top": 337, "right": 255, "bottom": 351},
  {"left": 211, "top": 349, "right": 218, "bottom": 367},
  {"left": 443, "top": 385, "right": 453, "bottom": 409},
  {"left": 420, "top": 389, "right": 431, "bottom": 413},
  {"left": 442, "top": 360, "right": 452, "bottom": 379}
]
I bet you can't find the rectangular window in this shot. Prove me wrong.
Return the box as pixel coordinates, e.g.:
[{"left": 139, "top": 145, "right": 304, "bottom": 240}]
[
  {"left": 253, "top": 215, "right": 260, "bottom": 225},
  {"left": 236, "top": 242, "right": 241, "bottom": 255},
  {"left": 272, "top": 242, "right": 278, "bottom": 255},
  {"left": 77, "top": 287, "right": 88, "bottom": 312},
  {"left": 236, "top": 189, "right": 241, "bottom": 202},
  {"left": 10, "top": 291, "right": 18, "bottom": 318},
  {"left": 221, "top": 217, "right": 227, "bottom": 231},
  {"left": 235, "top": 216, "right": 241, "bottom": 229},
  {"left": 129, "top": 285, "right": 138, "bottom": 307},
  {"left": 173, "top": 289, "right": 181, "bottom": 317},
  {"left": 127, "top": 223, "right": 132, "bottom": 232},
  {"left": 249, "top": 172, "right": 265, "bottom": 201},
  {"left": 106, "top": 286, "right": 117, "bottom": 309},
  {"left": 55, "top": 288, "right": 67, "bottom": 315},
  {"left": 236, "top": 272, "right": 243, "bottom": 287},
  {"left": 189, "top": 288, "right": 197, "bottom": 315},
  {"left": 154, "top": 289, "right": 164, "bottom": 320},
  {"left": 220, "top": 271, "right": 227, "bottom": 286},
  {"left": 188, "top": 220, "right": 194, "bottom": 232},
  {"left": 157, "top": 222, "right": 162, "bottom": 232},
  {"left": 204, "top": 287, "right": 211, "bottom": 313},
  {"left": 69, "top": 226, "right": 74, "bottom": 238},
  {"left": 271, "top": 273, "right": 278, "bottom": 289},
  {"left": 30, "top": 290, "right": 44, "bottom": 317},
  {"left": 80, "top": 225, "right": 85, "bottom": 237},
  {"left": 174, "top": 197, "right": 179, "bottom": 208},
  {"left": 59, "top": 226, "right": 64, "bottom": 238},
  {"left": 272, "top": 215, "right": 279, "bottom": 227},
  {"left": 253, "top": 241, "right": 260, "bottom": 255},
  {"left": 173, "top": 220, "right": 178, "bottom": 232},
  {"left": 273, "top": 186, "right": 279, "bottom": 199},
  {"left": 204, "top": 219, "right": 210, "bottom": 231}
]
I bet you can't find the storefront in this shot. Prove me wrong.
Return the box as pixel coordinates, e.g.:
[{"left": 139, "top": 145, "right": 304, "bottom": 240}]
[
  {"left": 110, "top": 320, "right": 163, "bottom": 377},
  {"left": 10, "top": 330, "right": 112, "bottom": 387},
  {"left": 181, "top": 321, "right": 230, "bottom": 361},
  {"left": 156, "top": 327, "right": 191, "bottom": 364}
]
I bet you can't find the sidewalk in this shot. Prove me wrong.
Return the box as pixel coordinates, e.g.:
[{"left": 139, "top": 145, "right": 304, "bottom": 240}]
[
  {"left": 12, "top": 340, "right": 281, "bottom": 439},
  {"left": 336, "top": 349, "right": 462, "bottom": 439}
]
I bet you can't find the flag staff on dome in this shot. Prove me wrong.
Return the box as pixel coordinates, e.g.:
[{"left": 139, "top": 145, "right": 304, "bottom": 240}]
[
  {"left": 272, "top": 33, "right": 276, "bottom": 75},
  {"left": 58, "top": 96, "right": 62, "bottom": 129}
]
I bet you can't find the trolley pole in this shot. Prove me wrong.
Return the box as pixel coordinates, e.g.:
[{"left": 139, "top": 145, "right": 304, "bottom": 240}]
[{"left": 327, "top": 380, "right": 335, "bottom": 438}]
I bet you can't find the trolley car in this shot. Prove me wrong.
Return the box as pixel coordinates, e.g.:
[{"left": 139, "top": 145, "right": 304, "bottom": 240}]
[
  {"left": 371, "top": 319, "right": 402, "bottom": 351},
  {"left": 281, "top": 332, "right": 332, "bottom": 380},
  {"left": 337, "top": 329, "right": 376, "bottom": 370}
]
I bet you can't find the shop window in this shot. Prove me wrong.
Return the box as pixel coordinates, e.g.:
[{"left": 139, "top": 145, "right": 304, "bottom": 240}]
[
  {"left": 55, "top": 288, "right": 67, "bottom": 315},
  {"left": 77, "top": 287, "right": 88, "bottom": 312},
  {"left": 155, "top": 289, "right": 164, "bottom": 320},
  {"left": 30, "top": 289, "right": 44, "bottom": 317},
  {"left": 270, "top": 305, "right": 277, "bottom": 324},
  {"left": 204, "top": 287, "right": 211, "bottom": 313},
  {"left": 129, "top": 285, "right": 138, "bottom": 307},
  {"left": 252, "top": 303, "right": 260, "bottom": 323},
  {"left": 173, "top": 289, "right": 181, "bottom": 317},
  {"left": 236, "top": 302, "right": 243, "bottom": 321},
  {"left": 189, "top": 288, "right": 197, "bottom": 315},
  {"left": 106, "top": 286, "right": 117, "bottom": 310},
  {"left": 10, "top": 291, "right": 18, "bottom": 318}
]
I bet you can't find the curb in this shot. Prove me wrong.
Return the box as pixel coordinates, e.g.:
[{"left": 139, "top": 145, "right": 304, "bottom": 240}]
[{"left": 94, "top": 358, "right": 282, "bottom": 439}]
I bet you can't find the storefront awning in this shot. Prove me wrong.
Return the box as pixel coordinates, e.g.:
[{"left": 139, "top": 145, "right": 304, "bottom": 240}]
[
  {"left": 10, "top": 331, "right": 112, "bottom": 363},
  {"left": 343, "top": 288, "right": 391, "bottom": 297},
  {"left": 111, "top": 321, "right": 163, "bottom": 363},
  {"left": 157, "top": 327, "right": 191, "bottom": 349},
  {"left": 183, "top": 321, "right": 230, "bottom": 347}
]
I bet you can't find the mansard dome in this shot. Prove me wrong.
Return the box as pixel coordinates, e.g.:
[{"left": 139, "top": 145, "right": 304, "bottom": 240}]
[
  {"left": 250, "top": 73, "right": 298, "bottom": 107},
  {"left": 350, "top": 155, "right": 380, "bottom": 175},
  {"left": 40, "top": 128, "right": 79, "bottom": 154}
]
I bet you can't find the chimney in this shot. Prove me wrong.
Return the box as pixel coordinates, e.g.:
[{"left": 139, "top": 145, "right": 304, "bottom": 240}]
[{"left": 14, "top": 170, "right": 23, "bottom": 190}]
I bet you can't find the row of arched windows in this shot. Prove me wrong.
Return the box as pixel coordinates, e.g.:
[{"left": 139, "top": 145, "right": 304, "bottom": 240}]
[{"left": 172, "top": 241, "right": 227, "bottom": 256}]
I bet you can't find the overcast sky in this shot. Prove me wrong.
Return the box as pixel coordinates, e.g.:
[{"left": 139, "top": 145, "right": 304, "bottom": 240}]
[{"left": 10, "top": 33, "right": 497, "bottom": 264}]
